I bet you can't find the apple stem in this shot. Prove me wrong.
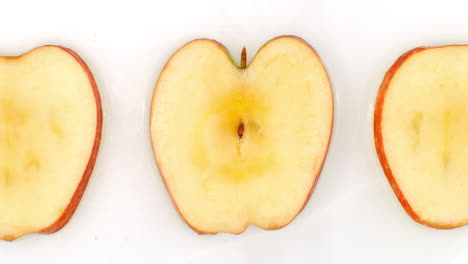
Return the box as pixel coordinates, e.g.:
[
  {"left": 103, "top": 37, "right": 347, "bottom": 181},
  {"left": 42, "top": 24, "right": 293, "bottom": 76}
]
[{"left": 241, "top": 47, "right": 247, "bottom": 69}]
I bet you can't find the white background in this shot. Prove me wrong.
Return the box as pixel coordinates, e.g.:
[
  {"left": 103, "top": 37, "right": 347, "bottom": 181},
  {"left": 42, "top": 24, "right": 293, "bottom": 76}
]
[{"left": 1, "top": 0, "right": 468, "bottom": 263}]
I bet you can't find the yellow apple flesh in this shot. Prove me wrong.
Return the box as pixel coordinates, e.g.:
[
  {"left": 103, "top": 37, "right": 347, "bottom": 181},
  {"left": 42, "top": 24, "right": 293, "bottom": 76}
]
[
  {"left": 375, "top": 46, "right": 468, "bottom": 229},
  {"left": 0, "top": 46, "right": 102, "bottom": 241},
  {"left": 151, "top": 36, "right": 333, "bottom": 234}
]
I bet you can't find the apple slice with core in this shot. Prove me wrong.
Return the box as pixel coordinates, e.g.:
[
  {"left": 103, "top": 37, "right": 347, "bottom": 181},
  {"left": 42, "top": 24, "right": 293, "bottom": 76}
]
[
  {"left": 0, "top": 46, "right": 102, "bottom": 241},
  {"left": 150, "top": 36, "right": 333, "bottom": 234},
  {"left": 375, "top": 46, "right": 468, "bottom": 229}
]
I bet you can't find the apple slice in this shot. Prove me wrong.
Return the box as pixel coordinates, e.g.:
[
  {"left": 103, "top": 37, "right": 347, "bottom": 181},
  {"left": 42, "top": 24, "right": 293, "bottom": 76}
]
[
  {"left": 150, "top": 36, "right": 333, "bottom": 234},
  {"left": 375, "top": 46, "right": 468, "bottom": 229},
  {"left": 0, "top": 46, "right": 102, "bottom": 241}
]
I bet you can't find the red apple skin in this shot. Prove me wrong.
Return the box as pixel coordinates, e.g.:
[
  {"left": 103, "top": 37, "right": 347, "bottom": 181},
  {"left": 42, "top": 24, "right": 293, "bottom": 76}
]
[
  {"left": 1, "top": 46, "right": 103, "bottom": 241},
  {"left": 374, "top": 45, "right": 467, "bottom": 230},
  {"left": 150, "top": 36, "right": 334, "bottom": 234}
]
